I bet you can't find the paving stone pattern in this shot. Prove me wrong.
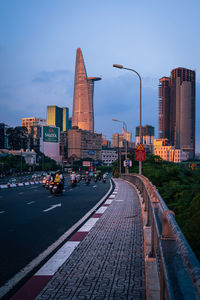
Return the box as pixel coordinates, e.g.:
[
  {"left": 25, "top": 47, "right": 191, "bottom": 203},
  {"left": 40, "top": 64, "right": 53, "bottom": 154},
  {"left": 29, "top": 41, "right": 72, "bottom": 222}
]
[{"left": 36, "top": 179, "right": 146, "bottom": 299}]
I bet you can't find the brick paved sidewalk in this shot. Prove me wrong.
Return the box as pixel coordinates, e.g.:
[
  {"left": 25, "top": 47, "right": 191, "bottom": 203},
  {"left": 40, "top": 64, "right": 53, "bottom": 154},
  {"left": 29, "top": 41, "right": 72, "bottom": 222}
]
[{"left": 36, "top": 179, "right": 146, "bottom": 300}]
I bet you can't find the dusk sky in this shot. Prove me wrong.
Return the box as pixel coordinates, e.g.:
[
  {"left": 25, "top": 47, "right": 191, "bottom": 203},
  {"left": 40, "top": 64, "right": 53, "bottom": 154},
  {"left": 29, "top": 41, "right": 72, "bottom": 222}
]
[{"left": 1, "top": 1, "right": 200, "bottom": 150}]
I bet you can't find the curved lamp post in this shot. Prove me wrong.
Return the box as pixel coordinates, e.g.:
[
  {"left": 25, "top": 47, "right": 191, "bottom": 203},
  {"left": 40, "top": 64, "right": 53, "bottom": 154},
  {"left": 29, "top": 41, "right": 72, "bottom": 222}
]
[{"left": 113, "top": 64, "right": 142, "bottom": 175}]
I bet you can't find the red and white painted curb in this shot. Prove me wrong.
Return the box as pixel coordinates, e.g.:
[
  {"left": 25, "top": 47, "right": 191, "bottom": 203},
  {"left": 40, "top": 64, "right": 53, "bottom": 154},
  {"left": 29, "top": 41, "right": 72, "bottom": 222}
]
[
  {"left": 0, "top": 181, "right": 42, "bottom": 189},
  {"left": 10, "top": 183, "right": 119, "bottom": 300}
]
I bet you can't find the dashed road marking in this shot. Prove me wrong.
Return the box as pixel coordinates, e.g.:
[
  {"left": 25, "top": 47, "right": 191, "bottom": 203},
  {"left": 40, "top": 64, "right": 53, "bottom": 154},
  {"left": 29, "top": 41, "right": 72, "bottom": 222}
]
[
  {"left": 0, "top": 211, "right": 5, "bottom": 214},
  {"left": 27, "top": 201, "right": 35, "bottom": 205},
  {"left": 18, "top": 192, "right": 24, "bottom": 195}
]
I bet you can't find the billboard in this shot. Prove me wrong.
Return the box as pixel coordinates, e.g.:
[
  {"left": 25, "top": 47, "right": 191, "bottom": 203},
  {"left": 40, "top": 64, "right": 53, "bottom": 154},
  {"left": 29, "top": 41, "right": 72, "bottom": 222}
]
[
  {"left": 82, "top": 161, "right": 91, "bottom": 167},
  {"left": 43, "top": 126, "right": 58, "bottom": 143}
]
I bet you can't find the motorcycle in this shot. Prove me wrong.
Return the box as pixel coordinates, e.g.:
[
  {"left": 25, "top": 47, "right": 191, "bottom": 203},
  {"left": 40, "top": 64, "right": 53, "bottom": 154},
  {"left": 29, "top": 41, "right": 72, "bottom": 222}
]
[
  {"left": 52, "top": 182, "right": 63, "bottom": 195},
  {"left": 45, "top": 179, "right": 50, "bottom": 189},
  {"left": 49, "top": 181, "right": 54, "bottom": 194},
  {"left": 85, "top": 177, "right": 90, "bottom": 185},
  {"left": 71, "top": 179, "right": 77, "bottom": 188},
  {"left": 42, "top": 177, "right": 47, "bottom": 188},
  {"left": 102, "top": 177, "right": 106, "bottom": 184}
]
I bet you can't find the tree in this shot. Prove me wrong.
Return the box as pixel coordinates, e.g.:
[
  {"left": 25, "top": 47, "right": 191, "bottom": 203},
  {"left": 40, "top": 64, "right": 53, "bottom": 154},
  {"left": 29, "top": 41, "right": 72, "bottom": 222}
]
[{"left": 7, "top": 126, "right": 28, "bottom": 150}]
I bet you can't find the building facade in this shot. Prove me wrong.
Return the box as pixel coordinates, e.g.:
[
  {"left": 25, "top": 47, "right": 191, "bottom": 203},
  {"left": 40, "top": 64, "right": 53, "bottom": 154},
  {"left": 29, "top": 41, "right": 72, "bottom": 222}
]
[
  {"left": 158, "top": 68, "right": 195, "bottom": 159},
  {"left": 112, "top": 131, "right": 131, "bottom": 148},
  {"left": 68, "top": 128, "right": 102, "bottom": 161},
  {"left": 47, "top": 106, "right": 69, "bottom": 132},
  {"left": 153, "top": 139, "right": 189, "bottom": 162},
  {"left": 136, "top": 125, "right": 154, "bottom": 145},
  {"left": 22, "top": 117, "right": 46, "bottom": 133},
  {"left": 72, "top": 48, "right": 101, "bottom": 132},
  {"left": 102, "top": 148, "right": 118, "bottom": 166}
]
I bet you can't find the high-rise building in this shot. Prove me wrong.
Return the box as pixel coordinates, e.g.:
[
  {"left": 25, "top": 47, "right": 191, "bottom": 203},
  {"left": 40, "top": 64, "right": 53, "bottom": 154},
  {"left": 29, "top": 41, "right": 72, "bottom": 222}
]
[
  {"left": 136, "top": 125, "right": 154, "bottom": 145},
  {"left": 158, "top": 68, "right": 195, "bottom": 159},
  {"left": 72, "top": 48, "right": 101, "bottom": 132},
  {"left": 47, "top": 106, "right": 69, "bottom": 132},
  {"left": 22, "top": 117, "right": 46, "bottom": 133}
]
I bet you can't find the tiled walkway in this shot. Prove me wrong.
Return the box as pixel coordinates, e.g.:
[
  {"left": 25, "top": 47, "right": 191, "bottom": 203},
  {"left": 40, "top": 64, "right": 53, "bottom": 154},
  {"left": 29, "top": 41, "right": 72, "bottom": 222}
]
[{"left": 36, "top": 179, "right": 145, "bottom": 299}]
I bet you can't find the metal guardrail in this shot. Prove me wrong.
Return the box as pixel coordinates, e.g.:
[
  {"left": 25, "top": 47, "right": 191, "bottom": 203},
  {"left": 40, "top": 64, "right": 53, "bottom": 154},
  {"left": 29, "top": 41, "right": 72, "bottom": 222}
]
[{"left": 120, "top": 174, "right": 200, "bottom": 300}]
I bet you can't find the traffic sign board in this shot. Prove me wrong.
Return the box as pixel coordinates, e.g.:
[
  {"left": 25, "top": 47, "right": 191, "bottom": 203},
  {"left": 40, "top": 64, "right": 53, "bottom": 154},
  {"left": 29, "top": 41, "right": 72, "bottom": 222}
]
[
  {"left": 136, "top": 143, "right": 145, "bottom": 151},
  {"left": 135, "top": 144, "right": 146, "bottom": 161}
]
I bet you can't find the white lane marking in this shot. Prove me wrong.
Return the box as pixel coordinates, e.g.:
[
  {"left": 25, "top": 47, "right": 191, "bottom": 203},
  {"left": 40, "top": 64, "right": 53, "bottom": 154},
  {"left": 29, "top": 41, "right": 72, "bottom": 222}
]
[
  {"left": 69, "top": 189, "right": 73, "bottom": 191},
  {"left": 35, "top": 241, "right": 80, "bottom": 276},
  {"left": 33, "top": 189, "right": 38, "bottom": 192},
  {"left": 105, "top": 199, "right": 113, "bottom": 205},
  {"left": 93, "top": 185, "right": 96, "bottom": 188},
  {"left": 18, "top": 192, "right": 24, "bottom": 195},
  {"left": 27, "top": 201, "right": 35, "bottom": 205},
  {"left": 96, "top": 206, "right": 108, "bottom": 214},
  {"left": 78, "top": 218, "right": 99, "bottom": 232},
  {"left": 48, "top": 195, "right": 53, "bottom": 198},
  {"left": 29, "top": 186, "right": 38, "bottom": 189},
  {"left": 116, "top": 200, "right": 124, "bottom": 202},
  {"left": 43, "top": 204, "right": 61, "bottom": 212},
  {"left": 0, "top": 211, "right": 5, "bottom": 214}
]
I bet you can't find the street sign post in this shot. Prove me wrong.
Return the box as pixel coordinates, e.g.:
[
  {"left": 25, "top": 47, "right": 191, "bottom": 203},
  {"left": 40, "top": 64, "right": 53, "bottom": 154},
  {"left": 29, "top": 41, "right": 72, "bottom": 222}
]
[
  {"left": 123, "top": 160, "right": 132, "bottom": 167},
  {"left": 135, "top": 143, "right": 146, "bottom": 161}
]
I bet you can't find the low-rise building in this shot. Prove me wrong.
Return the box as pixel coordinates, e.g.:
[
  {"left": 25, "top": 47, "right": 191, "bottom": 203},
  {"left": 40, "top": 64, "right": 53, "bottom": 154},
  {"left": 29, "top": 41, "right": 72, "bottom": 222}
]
[
  {"left": 153, "top": 139, "right": 190, "bottom": 162},
  {"left": 22, "top": 117, "right": 46, "bottom": 133},
  {"left": 0, "top": 149, "right": 36, "bottom": 165},
  {"left": 102, "top": 148, "right": 118, "bottom": 166}
]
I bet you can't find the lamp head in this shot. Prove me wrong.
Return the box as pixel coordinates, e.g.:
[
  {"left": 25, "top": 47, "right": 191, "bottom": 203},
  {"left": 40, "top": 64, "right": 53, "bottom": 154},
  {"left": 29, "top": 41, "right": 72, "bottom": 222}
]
[{"left": 113, "top": 64, "right": 123, "bottom": 69}]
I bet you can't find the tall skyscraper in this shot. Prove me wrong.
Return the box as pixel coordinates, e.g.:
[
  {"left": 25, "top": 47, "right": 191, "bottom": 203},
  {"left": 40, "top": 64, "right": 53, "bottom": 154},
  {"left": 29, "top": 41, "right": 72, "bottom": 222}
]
[
  {"left": 158, "top": 67, "right": 195, "bottom": 158},
  {"left": 72, "top": 48, "right": 101, "bottom": 132},
  {"left": 47, "top": 106, "right": 69, "bottom": 132}
]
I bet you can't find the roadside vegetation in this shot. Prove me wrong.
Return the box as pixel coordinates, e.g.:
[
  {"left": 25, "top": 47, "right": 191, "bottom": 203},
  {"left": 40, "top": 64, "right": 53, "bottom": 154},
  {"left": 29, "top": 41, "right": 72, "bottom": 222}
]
[{"left": 113, "top": 154, "right": 200, "bottom": 260}]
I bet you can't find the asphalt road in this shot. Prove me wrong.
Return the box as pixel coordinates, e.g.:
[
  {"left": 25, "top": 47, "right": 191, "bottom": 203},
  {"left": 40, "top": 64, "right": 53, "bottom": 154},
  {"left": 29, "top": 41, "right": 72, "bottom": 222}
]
[{"left": 0, "top": 176, "right": 111, "bottom": 287}]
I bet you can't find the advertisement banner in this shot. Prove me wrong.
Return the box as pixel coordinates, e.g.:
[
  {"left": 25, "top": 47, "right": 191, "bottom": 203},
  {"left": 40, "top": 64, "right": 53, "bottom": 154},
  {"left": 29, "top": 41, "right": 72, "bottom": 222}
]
[{"left": 43, "top": 126, "right": 58, "bottom": 143}]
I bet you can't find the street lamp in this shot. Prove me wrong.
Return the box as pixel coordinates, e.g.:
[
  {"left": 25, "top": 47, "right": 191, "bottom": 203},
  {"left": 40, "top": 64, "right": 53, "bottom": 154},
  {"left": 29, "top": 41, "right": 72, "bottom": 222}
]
[
  {"left": 113, "top": 64, "right": 142, "bottom": 175},
  {"left": 112, "top": 118, "right": 128, "bottom": 174}
]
